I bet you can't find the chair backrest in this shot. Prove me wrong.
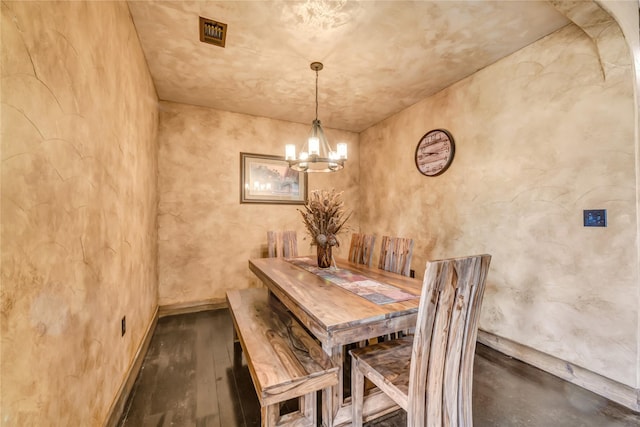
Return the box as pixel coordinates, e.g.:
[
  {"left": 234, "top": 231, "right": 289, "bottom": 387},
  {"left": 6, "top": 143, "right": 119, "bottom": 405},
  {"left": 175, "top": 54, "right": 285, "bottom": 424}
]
[
  {"left": 348, "top": 233, "right": 376, "bottom": 267},
  {"left": 407, "top": 254, "right": 491, "bottom": 426},
  {"left": 267, "top": 230, "right": 298, "bottom": 258},
  {"left": 377, "top": 236, "right": 414, "bottom": 276}
]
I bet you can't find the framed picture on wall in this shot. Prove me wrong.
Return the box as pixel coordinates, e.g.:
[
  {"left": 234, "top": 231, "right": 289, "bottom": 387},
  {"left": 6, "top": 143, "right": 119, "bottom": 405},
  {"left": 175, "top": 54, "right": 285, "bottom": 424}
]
[{"left": 240, "top": 152, "right": 308, "bottom": 204}]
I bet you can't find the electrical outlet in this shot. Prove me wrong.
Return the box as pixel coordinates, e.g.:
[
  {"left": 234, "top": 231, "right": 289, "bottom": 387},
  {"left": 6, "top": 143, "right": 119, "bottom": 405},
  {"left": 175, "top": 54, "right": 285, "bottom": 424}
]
[{"left": 121, "top": 316, "right": 126, "bottom": 336}]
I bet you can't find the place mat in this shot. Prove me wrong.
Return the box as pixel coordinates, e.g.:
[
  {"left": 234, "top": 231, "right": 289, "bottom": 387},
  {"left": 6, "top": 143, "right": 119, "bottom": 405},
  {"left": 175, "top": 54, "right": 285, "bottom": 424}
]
[{"left": 286, "top": 257, "right": 419, "bottom": 305}]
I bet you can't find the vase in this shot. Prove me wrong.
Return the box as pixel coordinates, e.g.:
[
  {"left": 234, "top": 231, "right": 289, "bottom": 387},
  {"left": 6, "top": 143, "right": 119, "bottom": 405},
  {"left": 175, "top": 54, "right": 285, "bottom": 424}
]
[{"left": 317, "top": 244, "right": 332, "bottom": 268}]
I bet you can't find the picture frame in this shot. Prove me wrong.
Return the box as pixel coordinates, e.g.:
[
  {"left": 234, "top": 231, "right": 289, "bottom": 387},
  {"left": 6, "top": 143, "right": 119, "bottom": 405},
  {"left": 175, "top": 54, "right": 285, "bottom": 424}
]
[{"left": 240, "top": 152, "right": 308, "bottom": 204}]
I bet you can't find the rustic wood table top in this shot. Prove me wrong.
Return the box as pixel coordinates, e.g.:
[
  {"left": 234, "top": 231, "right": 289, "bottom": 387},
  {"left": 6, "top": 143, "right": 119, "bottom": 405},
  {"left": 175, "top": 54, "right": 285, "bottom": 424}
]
[
  {"left": 249, "top": 256, "right": 423, "bottom": 427},
  {"left": 249, "top": 257, "right": 422, "bottom": 344}
]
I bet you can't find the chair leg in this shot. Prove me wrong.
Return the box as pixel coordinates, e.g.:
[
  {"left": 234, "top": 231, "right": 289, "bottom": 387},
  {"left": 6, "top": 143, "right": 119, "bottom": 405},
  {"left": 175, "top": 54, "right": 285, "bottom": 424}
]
[{"left": 351, "top": 356, "right": 365, "bottom": 427}]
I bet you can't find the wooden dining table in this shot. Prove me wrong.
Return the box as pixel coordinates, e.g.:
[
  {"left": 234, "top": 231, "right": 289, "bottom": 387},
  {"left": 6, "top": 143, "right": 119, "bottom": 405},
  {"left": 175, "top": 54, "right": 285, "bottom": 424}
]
[{"left": 249, "top": 256, "right": 423, "bottom": 427}]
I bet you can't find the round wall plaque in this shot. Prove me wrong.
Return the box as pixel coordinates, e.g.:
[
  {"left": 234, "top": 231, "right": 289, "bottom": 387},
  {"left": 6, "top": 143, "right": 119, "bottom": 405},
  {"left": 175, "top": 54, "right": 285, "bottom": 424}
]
[{"left": 415, "top": 129, "right": 455, "bottom": 176}]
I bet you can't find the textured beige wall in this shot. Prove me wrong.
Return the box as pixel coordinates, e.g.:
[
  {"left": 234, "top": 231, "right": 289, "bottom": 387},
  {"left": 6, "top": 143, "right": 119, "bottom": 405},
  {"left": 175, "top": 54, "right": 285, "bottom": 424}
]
[
  {"left": 157, "top": 101, "right": 359, "bottom": 306},
  {"left": 594, "top": 0, "right": 640, "bottom": 393},
  {"left": 360, "top": 23, "right": 637, "bottom": 387},
  {"left": 1, "top": 1, "right": 159, "bottom": 424}
]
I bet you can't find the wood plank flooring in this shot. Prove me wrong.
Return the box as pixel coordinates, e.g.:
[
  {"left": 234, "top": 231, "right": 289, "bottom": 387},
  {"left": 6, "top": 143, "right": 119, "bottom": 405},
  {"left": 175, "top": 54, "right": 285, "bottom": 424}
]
[{"left": 118, "top": 309, "right": 640, "bottom": 427}]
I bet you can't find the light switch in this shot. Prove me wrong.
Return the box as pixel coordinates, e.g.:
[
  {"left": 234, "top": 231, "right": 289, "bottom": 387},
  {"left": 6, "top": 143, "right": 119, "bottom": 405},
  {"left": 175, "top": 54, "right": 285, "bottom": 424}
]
[{"left": 583, "top": 209, "right": 606, "bottom": 227}]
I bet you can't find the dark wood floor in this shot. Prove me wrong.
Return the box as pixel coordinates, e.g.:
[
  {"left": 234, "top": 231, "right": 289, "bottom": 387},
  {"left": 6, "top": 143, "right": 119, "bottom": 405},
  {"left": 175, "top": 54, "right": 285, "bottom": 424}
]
[{"left": 118, "top": 309, "right": 640, "bottom": 427}]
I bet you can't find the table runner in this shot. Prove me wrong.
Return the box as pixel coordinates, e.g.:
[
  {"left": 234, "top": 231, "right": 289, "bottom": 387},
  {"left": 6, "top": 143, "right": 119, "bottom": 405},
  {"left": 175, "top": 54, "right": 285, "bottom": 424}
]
[{"left": 286, "top": 257, "right": 418, "bottom": 305}]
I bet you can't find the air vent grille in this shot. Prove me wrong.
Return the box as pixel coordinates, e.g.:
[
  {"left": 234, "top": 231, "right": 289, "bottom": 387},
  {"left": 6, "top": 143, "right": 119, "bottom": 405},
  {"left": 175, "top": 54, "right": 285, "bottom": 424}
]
[{"left": 199, "top": 16, "right": 227, "bottom": 48}]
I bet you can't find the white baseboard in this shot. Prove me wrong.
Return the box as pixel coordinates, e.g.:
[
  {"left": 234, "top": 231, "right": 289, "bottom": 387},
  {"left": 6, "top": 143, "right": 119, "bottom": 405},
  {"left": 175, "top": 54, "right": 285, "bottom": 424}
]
[{"left": 477, "top": 330, "right": 640, "bottom": 412}]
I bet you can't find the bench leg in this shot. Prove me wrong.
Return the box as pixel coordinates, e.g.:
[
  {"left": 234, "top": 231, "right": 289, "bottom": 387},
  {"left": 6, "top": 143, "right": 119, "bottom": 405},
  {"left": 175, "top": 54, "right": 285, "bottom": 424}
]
[
  {"left": 231, "top": 324, "right": 243, "bottom": 369},
  {"left": 233, "top": 325, "right": 239, "bottom": 344},
  {"left": 263, "top": 393, "right": 317, "bottom": 427},
  {"left": 262, "top": 404, "right": 278, "bottom": 427}
]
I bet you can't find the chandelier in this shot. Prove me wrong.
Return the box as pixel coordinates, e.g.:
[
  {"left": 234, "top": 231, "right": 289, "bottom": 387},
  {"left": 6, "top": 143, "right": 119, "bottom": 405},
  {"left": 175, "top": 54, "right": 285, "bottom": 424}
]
[{"left": 286, "top": 62, "right": 347, "bottom": 172}]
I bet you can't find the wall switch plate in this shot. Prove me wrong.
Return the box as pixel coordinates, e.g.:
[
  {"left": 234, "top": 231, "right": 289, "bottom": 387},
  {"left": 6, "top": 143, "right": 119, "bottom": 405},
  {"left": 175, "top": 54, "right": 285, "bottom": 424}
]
[
  {"left": 121, "top": 316, "right": 126, "bottom": 336},
  {"left": 584, "top": 209, "right": 606, "bottom": 227}
]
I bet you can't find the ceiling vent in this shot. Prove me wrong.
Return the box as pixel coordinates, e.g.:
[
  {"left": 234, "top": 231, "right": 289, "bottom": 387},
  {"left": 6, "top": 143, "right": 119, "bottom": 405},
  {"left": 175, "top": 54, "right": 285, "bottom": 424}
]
[{"left": 199, "top": 16, "right": 227, "bottom": 48}]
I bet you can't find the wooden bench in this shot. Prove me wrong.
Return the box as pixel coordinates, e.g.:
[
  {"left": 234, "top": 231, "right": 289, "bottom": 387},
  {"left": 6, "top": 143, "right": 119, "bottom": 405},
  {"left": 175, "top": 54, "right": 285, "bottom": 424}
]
[{"left": 226, "top": 288, "right": 338, "bottom": 427}]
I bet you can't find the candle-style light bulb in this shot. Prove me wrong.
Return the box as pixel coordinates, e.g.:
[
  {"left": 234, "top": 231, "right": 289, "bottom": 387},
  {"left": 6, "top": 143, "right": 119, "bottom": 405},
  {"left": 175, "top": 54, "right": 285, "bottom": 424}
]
[
  {"left": 309, "top": 137, "right": 320, "bottom": 156},
  {"left": 285, "top": 144, "right": 296, "bottom": 160},
  {"left": 337, "top": 143, "right": 347, "bottom": 159},
  {"left": 299, "top": 151, "right": 309, "bottom": 169}
]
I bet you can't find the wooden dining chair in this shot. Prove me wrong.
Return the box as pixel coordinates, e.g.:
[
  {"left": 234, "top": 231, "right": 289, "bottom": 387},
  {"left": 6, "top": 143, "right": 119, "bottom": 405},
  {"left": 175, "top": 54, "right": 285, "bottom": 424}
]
[
  {"left": 378, "top": 236, "right": 414, "bottom": 276},
  {"left": 267, "top": 230, "right": 298, "bottom": 258},
  {"left": 350, "top": 254, "right": 491, "bottom": 427},
  {"left": 348, "top": 233, "right": 376, "bottom": 267},
  {"left": 371, "top": 236, "right": 415, "bottom": 341}
]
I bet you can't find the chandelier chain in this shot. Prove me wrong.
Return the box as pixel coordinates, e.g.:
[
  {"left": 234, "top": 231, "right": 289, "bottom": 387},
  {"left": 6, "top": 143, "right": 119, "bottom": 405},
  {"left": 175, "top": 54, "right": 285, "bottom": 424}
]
[{"left": 315, "top": 68, "right": 319, "bottom": 121}]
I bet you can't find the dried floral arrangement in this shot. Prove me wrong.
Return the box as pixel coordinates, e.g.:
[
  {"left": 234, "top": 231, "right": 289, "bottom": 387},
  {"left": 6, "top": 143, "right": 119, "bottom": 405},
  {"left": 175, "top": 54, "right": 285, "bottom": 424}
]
[{"left": 299, "top": 189, "right": 351, "bottom": 248}]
